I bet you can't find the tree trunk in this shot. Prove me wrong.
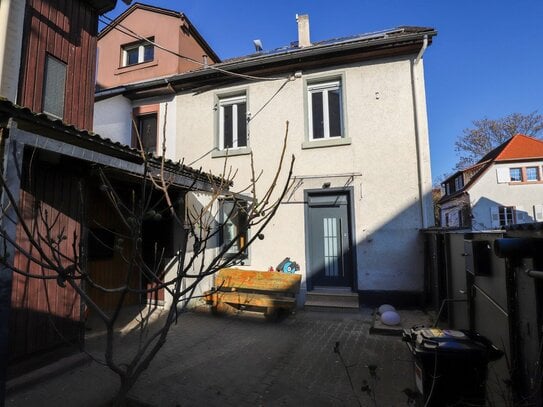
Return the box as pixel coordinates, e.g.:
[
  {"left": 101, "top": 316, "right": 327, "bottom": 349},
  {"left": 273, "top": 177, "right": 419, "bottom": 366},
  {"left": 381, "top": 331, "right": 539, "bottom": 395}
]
[{"left": 111, "top": 377, "right": 133, "bottom": 407}]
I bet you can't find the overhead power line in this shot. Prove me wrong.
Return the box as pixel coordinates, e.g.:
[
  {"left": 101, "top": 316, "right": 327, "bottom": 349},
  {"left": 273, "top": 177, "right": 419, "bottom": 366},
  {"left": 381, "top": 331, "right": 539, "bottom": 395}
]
[{"left": 99, "top": 14, "right": 290, "bottom": 82}]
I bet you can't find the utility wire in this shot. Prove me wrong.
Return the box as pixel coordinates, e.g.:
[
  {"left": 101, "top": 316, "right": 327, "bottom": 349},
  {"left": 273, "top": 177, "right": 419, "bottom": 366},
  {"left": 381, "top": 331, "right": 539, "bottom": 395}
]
[{"left": 99, "top": 14, "right": 290, "bottom": 82}]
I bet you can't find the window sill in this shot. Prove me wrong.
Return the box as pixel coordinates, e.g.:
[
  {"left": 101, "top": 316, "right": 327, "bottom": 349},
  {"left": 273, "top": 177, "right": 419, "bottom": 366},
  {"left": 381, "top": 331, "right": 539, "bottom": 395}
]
[
  {"left": 302, "top": 137, "right": 351, "bottom": 150},
  {"left": 212, "top": 147, "right": 252, "bottom": 158},
  {"left": 508, "top": 180, "right": 543, "bottom": 185},
  {"left": 115, "top": 60, "right": 158, "bottom": 75}
]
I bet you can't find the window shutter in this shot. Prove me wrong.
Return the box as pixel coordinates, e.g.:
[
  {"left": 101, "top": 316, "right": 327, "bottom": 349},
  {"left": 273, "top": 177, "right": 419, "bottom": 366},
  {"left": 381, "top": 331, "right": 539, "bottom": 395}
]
[
  {"left": 43, "top": 55, "right": 67, "bottom": 119},
  {"left": 490, "top": 207, "right": 500, "bottom": 228},
  {"left": 534, "top": 205, "right": 543, "bottom": 222},
  {"left": 515, "top": 205, "right": 528, "bottom": 224},
  {"left": 496, "top": 167, "right": 510, "bottom": 183}
]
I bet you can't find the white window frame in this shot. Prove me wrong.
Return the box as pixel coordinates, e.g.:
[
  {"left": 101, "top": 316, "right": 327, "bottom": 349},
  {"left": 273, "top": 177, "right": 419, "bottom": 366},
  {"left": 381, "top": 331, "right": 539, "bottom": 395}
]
[
  {"left": 454, "top": 175, "right": 463, "bottom": 192},
  {"left": 533, "top": 204, "right": 543, "bottom": 222},
  {"left": 499, "top": 206, "right": 515, "bottom": 226},
  {"left": 218, "top": 94, "right": 247, "bottom": 151},
  {"left": 526, "top": 166, "right": 539, "bottom": 182},
  {"left": 307, "top": 79, "right": 343, "bottom": 141},
  {"left": 122, "top": 40, "right": 153, "bottom": 67},
  {"left": 509, "top": 167, "right": 523, "bottom": 182}
]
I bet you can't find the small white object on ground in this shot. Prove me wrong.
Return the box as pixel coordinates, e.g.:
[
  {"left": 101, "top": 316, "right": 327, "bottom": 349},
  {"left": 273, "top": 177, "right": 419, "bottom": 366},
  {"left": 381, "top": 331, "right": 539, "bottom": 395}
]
[
  {"left": 380, "top": 310, "right": 401, "bottom": 326},
  {"left": 378, "top": 304, "right": 396, "bottom": 314}
]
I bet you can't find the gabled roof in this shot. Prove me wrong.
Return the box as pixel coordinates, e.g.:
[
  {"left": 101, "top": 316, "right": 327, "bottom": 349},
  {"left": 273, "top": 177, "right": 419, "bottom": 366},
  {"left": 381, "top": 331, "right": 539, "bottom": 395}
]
[
  {"left": 98, "top": 2, "right": 220, "bottom": 63},
  {"left": 439, "top": 134, "right": 543, "bottom": 204},
  {"left": 479, "top": 133, "right": 543, "bottom": 162}
]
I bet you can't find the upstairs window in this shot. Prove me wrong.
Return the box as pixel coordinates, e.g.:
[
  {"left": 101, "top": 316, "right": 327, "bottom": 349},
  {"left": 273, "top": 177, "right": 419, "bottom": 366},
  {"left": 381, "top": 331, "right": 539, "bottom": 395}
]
[
  {"left": 454, "top": 175, "right": 463, "bottom": 192},
  {"left": 134, "top": 113, "right": 157, "bottom": 154},
  {"left": 42, "top": 55, "right": 67, "bottom": 119},
  {"left": 220, "top": 199, "right": 248, "bottom": 259},
  {"left": 509, "top": 168, "right": 522, "bottom": 182},
  {"left": 307, "top": 80, "right": 343, "bottom": 140},
  {"left": 526, "top": 166, "right": 540, "bottom": 181},
  {"left": 218, "top": 95, "right": 247, "bottom": 150},
  {"left": 122, "top": 39, "right": 154, "bottom": 67}
]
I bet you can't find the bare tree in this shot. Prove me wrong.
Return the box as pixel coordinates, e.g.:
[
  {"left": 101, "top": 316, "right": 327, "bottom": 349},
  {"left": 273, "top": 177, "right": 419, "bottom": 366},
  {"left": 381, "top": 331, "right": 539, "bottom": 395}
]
[
  {"left": 0, "top": 120, "right": 294, "bottom": 405},
  {"left": 454, "top": 111, "right": 543, "bottom": 169}
]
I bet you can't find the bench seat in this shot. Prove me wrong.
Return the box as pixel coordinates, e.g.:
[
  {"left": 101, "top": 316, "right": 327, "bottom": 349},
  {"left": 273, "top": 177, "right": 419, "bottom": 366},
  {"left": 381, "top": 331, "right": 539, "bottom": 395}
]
[{"left": 205, "top": 268, "right": 301, "bottom": 320}]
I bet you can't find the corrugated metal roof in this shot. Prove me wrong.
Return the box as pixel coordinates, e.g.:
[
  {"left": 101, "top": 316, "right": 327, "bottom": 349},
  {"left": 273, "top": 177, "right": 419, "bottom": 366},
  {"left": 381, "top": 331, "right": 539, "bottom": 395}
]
[{"left": 0, "top": 97, "right": 220, "bottom": 186}]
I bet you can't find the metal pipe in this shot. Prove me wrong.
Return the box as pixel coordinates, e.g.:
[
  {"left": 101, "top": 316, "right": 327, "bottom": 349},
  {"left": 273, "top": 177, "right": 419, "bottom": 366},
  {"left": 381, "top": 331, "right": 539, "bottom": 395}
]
[
  {"left": 415, "top": 35, "right": 428, "bottom": 64},
  {"left": 526, "top": 269, "right": 543, "bottom": 280},
  {"left": 433, "top": 297, "right": 468, "bottom": 327},
  {"left": 411, "top": 35, "right": 432, "bottom": 228}
]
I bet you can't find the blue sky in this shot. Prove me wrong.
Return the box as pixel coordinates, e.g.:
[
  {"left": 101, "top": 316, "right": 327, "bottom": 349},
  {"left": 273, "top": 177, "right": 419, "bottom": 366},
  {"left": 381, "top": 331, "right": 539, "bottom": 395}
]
[{"left": 104, "top": 1, "right": 543, "bottom": 182}]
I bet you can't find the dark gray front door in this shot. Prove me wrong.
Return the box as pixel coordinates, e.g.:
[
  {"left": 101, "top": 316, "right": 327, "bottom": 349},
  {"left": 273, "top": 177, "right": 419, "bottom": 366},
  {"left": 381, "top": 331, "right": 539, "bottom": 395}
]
[{"left": 307, "top": 192, "right": 353, "bottom": 288}]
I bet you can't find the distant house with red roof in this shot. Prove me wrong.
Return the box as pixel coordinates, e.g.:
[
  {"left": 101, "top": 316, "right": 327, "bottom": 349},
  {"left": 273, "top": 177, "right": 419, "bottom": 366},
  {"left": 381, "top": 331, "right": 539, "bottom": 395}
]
[{"left": 439, "top": 134, "right": 543, "bottom": 229}]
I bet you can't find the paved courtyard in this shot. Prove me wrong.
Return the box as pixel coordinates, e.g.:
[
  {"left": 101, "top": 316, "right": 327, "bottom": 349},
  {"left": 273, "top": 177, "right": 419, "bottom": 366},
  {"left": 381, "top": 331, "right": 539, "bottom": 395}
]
[{"left": 6, "top": 308, "right": 419, "bottom": 406}]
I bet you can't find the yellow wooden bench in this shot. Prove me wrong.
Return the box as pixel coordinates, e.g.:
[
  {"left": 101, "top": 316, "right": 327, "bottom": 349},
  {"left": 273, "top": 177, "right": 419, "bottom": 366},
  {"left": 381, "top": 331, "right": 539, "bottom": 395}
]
[{"left": 205, "top": 268, "right": 301, "bottom": 320}]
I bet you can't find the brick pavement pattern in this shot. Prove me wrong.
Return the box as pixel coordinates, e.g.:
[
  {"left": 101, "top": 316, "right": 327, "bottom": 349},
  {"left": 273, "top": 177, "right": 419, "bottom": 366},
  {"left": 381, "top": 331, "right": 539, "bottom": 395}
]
[{"left": 6, "top": 309, "right": 416, "bottom": 407}]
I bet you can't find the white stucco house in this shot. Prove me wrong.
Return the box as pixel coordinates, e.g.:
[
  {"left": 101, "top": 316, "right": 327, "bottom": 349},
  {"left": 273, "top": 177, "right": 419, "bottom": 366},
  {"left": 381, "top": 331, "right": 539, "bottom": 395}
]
[
  {"left": 94, "top": 4, "right": 437, "bottom": 306},
  {"left": 439, "top": 134, "right": 543, "bottom": 230}
]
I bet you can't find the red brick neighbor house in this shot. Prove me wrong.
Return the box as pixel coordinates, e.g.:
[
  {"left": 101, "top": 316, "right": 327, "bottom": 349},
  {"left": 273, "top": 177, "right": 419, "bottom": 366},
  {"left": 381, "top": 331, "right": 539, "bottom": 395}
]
[{"left": 96, "top": 2, "right": 220, "bottom": 91}]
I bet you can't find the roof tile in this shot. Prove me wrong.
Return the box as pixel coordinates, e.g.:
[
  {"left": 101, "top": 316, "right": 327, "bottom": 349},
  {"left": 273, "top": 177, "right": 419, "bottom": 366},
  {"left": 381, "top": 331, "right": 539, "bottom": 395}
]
[{"left": 495, "top": 134, "right": 543, "bottom": 161}]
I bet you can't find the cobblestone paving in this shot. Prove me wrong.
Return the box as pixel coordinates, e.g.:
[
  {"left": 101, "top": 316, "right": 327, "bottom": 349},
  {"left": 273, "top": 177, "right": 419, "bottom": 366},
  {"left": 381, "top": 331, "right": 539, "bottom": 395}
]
[{"left": 7, "top": 309, "right": 416, "bottom": 407}]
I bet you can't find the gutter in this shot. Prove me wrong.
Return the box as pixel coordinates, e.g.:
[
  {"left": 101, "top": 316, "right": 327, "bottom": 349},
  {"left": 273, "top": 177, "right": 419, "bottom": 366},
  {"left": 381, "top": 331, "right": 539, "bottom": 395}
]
[
  {"left": 411, "top": 34, "right": 432, "bottom": 228},
  {"left": 214, "top": 30, "right": 435, "bottom": 71}
]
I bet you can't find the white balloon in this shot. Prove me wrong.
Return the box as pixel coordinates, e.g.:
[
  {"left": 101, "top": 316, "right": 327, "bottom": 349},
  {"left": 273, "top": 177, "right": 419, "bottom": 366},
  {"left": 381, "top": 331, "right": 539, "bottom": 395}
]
[
  {"left": 380, "top": 310, "right": 401, "bottom": 326},
  {"left": 378, "top": 304, "right": 396, "bottom": 314}
]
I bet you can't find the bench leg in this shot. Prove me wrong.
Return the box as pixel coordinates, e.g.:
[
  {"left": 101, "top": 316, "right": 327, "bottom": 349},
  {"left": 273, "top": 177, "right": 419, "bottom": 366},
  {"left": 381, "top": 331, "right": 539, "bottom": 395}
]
[
  {"left": 264, "top": 307, "right": 281, "bottom": 322},
  {"left": 211, "top": 302, "right": 231, "bottom": 316}
]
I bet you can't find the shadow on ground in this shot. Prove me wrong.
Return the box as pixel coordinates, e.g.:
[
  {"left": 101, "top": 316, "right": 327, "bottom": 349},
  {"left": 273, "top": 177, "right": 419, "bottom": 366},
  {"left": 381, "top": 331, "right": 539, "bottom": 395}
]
[{"left": 7, "top": 308, "right": 418, "bottom": 407}]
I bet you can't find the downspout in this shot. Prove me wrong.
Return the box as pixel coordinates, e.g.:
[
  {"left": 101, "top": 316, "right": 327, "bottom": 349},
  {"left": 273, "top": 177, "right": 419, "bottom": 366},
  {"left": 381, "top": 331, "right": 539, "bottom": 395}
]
[
  {"left": 0, "top": 0, "right": 25, "bottom": 102},
  {"left": 411, "top": 35, "right": 432, "bottom": 228}
]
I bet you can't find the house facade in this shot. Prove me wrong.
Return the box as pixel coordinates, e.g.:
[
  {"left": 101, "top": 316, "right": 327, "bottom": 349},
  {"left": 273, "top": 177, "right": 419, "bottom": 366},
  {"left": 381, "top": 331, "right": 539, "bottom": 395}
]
[
  {"left": 439, "top": 134, "right": 543, "bottom": 230},
  {"left": 95, "top": 7, "right": 437, "bottom": 305}
]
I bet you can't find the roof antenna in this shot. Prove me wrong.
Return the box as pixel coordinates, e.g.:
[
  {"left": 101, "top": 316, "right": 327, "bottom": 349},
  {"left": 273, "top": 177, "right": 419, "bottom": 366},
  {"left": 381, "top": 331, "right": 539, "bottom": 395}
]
[{"left": 253, "top": 39, "right": 263, "bottom": 52}]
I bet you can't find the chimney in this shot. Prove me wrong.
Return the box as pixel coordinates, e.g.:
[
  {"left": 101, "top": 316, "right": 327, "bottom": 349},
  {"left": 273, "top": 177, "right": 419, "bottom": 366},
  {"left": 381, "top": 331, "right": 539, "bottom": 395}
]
[{"left": 296, "top": 14, "right": 311, "bottom": 47}]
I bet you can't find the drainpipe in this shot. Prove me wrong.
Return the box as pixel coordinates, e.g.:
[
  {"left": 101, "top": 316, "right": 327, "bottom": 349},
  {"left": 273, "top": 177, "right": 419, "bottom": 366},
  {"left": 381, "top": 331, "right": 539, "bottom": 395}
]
[
  {"left": 0, "top": 0, "right": 25, "bottom": 102},
  {"left": 411, "top": 35, "right": 433, "bottom": 228}
]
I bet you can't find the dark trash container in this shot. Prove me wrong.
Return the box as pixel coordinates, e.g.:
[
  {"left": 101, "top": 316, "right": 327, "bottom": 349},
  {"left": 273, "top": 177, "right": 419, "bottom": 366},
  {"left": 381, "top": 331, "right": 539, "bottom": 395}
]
[{"left": 402, "top": 327, "right": 503, "bottom": 407}]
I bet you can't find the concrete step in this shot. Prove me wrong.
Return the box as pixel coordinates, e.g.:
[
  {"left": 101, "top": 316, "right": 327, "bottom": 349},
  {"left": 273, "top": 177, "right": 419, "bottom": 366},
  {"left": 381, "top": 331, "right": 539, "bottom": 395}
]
[{"left": 304, "top": 288, "right": 359, "bottom": 311}]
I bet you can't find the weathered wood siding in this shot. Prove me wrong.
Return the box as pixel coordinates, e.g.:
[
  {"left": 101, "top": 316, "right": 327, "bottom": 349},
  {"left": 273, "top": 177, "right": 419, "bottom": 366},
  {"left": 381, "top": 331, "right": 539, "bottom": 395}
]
[
  {"left": 10, "top": 163, "right": 83, "bottom": 361},
  {"left": 18, "top": 0, "right": 98, "bottom": 130},
  {"left": 86, "top": 186, "right": 141, "bottom": 311}
]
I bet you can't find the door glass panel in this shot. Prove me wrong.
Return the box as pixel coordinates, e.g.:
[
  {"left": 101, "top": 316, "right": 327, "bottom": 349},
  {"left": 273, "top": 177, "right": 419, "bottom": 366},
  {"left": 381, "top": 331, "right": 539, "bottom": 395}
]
[
  {"left": 308, "top": 194, "right": 348, "bottom": 207},
  {"left": 323, "top": 217, "right": 339, "bottom": 277}
]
